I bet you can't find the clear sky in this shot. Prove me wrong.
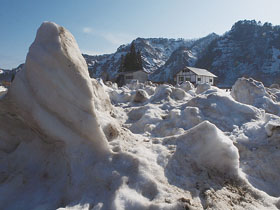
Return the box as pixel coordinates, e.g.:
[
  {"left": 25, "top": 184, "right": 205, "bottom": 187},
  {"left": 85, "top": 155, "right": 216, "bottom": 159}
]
[{"left": 1, "top": 0, "right": 280, "bottom": 69}]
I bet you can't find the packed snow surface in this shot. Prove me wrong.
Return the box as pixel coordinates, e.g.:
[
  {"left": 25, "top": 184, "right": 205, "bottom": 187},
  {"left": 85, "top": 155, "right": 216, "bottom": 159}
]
[{"left": 1, "top": 22, "right": 280, "bottom": 210}]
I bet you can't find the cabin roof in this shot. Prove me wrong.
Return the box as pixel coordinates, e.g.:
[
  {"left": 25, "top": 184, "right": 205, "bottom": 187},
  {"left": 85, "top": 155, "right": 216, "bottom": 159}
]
[{"left": 176, "top": 66, "right": 217, "bottom": 78}]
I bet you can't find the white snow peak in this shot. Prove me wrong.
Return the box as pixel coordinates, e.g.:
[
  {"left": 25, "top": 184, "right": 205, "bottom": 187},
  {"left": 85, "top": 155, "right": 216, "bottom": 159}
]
[{"left": 9, "top": 21, "right": 110, "bottom": 156}]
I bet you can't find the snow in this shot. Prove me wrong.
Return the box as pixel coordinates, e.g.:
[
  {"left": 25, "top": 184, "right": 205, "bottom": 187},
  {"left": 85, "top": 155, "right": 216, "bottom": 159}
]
[
  {"left": 231, "top": 77, "right": 280, "bottom": 116},
  {"left": 0, "top": 86, "right": 7, "bottom": 98},
  {"left": 1, "top": 22, "right": 280, "bottom": 209},
  {"left": 174, "top": 121, "right": 240, "bottom": 177}
]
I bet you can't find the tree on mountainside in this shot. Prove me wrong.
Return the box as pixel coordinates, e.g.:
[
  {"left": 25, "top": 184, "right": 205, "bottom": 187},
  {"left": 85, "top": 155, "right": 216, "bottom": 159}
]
[{"left": 120, "top": 41, "right": 143, "bottom": 72}]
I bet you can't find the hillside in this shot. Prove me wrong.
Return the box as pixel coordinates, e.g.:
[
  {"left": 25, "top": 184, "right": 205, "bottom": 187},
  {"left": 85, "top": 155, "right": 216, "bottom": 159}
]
[
  {"left": 3, "top": 20, "right": 280, "bottom": 87},
  {"left": 83, "top": 34, "right": 218, "bottom": 81},
  {"left": 196, "top": 20, "right": 280, "bottom": 86},
  {"left": 85, "top": 20, "right": 280, "bottom": 87}
]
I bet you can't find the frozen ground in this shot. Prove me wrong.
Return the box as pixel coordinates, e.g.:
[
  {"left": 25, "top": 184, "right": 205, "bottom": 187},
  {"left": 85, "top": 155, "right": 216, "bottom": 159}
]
[{"left": 0, "top": 22, "right": 280, "bottom": 210}]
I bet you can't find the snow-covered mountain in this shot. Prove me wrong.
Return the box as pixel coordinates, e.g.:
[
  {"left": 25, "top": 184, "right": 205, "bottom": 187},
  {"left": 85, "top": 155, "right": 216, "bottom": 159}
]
[
  {"left": 0, "top": 64, "right": 22, "bottom": 82},
  {"left": 150, "top": 34, "right": 218, "bottom": 82},
  {"left": 196, "top": 20, "right": 280, "bottom": 86},
  {"left": 83, "top": 34, "right": 218, "bottom": 81},
  {"left": 85, "top": 20, "right": 280, "bottom": 87}
]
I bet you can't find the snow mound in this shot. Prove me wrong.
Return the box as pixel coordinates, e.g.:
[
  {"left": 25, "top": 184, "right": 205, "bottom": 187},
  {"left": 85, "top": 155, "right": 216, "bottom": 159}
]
[
  {"left": 196, "top": 83, "right": 211, "bottom": 94},
  {"left": 174, "top": 121, "right": 240, "bottom": 177},
  {"left": 133, "top": 89, "right": 149, "bottom": 103},
  {"left": 177, "top": 81, "right": 194, "bottom": 92},
  {"left": 186, "top": 91, "right": 263, "bottom": 131},
  {"left": 9, "top": 21, "right": 110, "bottom": 156},
  {"left": 265, "top": 118, "right": 280, "bottom": 138},
  {"left": 231, "top": 77, "right": 280, "bottom": 115}
]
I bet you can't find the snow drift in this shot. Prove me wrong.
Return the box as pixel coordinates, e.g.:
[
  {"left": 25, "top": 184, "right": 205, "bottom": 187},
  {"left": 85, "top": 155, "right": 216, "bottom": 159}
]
[{"left": 231, "top": 77, "right": 280, "bottom": 116}]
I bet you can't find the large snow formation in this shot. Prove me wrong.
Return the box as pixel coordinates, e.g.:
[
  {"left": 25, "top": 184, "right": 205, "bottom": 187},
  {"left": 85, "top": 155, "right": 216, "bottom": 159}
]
[
  {"left": 173, "top": 121, "right": 240, "bottom": 177},
  {"left": 231, "top": 77, "right": 280, "bottom": 116},
  {"left": 1, "top": 22, "right": 280, "bottom": 210}
]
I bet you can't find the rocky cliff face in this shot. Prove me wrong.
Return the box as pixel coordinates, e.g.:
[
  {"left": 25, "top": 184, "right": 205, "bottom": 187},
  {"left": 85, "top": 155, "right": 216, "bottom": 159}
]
[{"left": 196, "top": 20, "right": 280, "bottom": 86}]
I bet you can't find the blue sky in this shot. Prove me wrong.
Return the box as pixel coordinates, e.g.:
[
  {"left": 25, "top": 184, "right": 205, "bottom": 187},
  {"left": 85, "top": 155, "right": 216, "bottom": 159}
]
[{"left": 1, "top": 0, "right": 280, "bottom": 69}]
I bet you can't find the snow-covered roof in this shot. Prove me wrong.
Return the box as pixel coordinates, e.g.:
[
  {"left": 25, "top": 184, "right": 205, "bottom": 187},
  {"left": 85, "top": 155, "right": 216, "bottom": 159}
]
[{"left": 186, "top": 67, "right": 217, "bottom": 77}]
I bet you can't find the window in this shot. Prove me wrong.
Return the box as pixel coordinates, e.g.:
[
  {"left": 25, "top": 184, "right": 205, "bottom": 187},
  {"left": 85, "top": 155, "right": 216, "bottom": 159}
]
[
  {"left": 209, "top": 79, "right": 213, "bottom": 83},
  {"left": 197, "top": 78, "right": 201, "bottom": 81},
  {"left": 185, "top": 77, "right": 191, "bottom": 81},
  {"left": 179, "top": 76, "right": 184, "bottom": 82},
  {"left": 182, "top": 69, "right": 189, "bottom": 73}
]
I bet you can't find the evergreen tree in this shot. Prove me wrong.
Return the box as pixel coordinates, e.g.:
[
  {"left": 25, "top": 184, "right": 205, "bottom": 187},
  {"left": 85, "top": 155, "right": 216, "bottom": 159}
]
[{"left": 122, "top": 41, "right": 143, "bottom": 72}]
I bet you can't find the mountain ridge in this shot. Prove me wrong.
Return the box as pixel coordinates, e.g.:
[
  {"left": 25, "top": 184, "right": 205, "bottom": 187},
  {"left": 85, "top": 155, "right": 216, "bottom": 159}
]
[
  {"left": 83, "top": 34, "right": 218, "bottom": 82},
  {"left": 3, "top": 20, "right": 280, "bottom": 87},
  {"left": 84, "top": 20, "right": 280, "bottom": 86}
]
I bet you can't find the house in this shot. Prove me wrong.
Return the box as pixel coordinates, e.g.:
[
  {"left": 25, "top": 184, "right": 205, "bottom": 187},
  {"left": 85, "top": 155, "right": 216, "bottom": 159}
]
[
  {"left": 118, "top": 69, "right": 148, "bottom": 85},
  {"left": 174, "top": 66, "right": 217, "bottom": 85}
]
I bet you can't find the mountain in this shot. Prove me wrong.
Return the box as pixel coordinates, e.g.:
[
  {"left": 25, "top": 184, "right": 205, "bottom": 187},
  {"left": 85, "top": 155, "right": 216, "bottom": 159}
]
[
  {"left": 150, "top": 33, "right": 218, "bottom": 83},
  {"left": 84, "top": 20, "right": 280, "bottom": 87},
  {"left": 195, "top": 20, "right": 280, "bottom": 86},
  {"left": 83, "top": 34, "right": 218, "bottom": 81},
  {"left": 5, "top": 20, "right": 279, "bottom": 87},
  {"left": 0, "top": 64, "right": 23, "bottom": 82}
]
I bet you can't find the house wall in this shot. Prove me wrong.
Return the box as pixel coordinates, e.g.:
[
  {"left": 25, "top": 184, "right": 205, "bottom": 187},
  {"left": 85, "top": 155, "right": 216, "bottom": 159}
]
[
  {"left": 175, "top": 70, "right": 196, "bottom": 85},
  {"left": 196, "top": 75, "right": 214, "bottom": 85}
]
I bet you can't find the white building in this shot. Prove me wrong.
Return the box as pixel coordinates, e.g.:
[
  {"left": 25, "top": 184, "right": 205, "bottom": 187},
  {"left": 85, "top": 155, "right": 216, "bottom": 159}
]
[{"left": 174, "top": 66, "right": 217, "bottom": 85}]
